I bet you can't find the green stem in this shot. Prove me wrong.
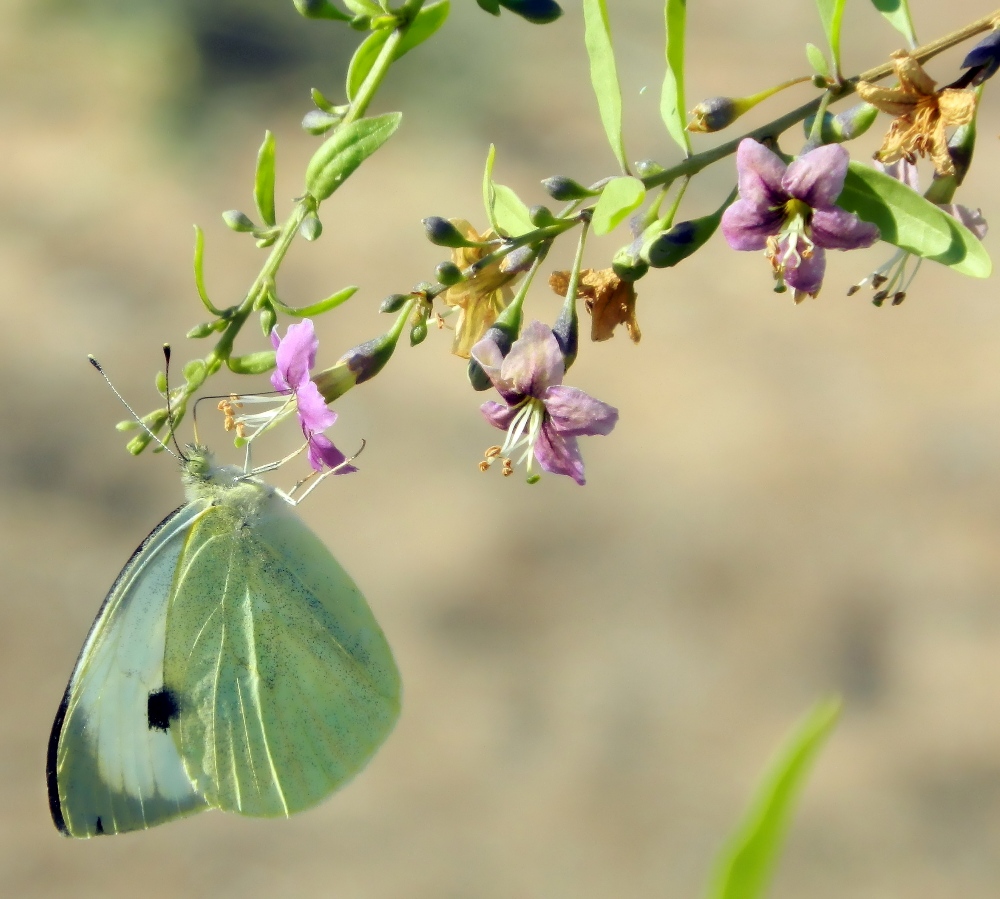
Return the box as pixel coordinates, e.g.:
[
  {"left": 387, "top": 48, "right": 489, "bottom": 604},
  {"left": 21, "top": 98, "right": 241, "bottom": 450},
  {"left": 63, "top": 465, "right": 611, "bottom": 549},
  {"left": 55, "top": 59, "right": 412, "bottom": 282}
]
[{"left": 642, "top": 7, "right": 1000, "bottom": 190}]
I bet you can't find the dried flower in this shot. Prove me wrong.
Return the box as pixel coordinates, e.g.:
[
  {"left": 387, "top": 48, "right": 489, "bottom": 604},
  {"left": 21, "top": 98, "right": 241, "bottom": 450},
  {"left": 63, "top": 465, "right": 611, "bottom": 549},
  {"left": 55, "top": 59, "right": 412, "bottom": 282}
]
[
  {"left": 549, "top": 269, "right": 640, "bottom": 342},
  {"left": 856, "top": 50, "right": 977, "bottom": 176}
]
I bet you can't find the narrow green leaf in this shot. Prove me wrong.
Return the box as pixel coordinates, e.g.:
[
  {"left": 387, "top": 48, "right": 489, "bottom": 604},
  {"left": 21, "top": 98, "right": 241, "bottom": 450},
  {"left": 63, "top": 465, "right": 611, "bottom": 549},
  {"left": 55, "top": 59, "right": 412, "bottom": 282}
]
[
  {"left": 492, "top": 183, "right": 534, "bottom": 237},
  {"left": 708, "top": 698, "right": 841, "bottom": 899},
  {"left": 254, "top": 130, "right": 277, "bottom": 227},
  {"left": 276, "top": 285, "right": 359, "bottom": 317},
  {"left": 342, "top": 0, "right": 382, "bottom": 16},
  {"left": 869, "top": 0, "right": 918, "bottom": 47},
  {"left": 660, "top": 0, "right": 690, "bottom": 155},
  {"left": 582, "top": 0, "right": 628, "bottom": 172},
  {"left": 805, "top": 43, "right": 830, "bottom": 80},
  {"left": 192, "top": 225, "right": 223, "bottom": 316},
  {"left": 346, "top": 1, "right": 450, "bottom": 101},
  {"left": 838, "top": 163, "right": 991, "bottom": 276},
  {"left": 483, "top": 143, "right": 500, "bottom": 233},
  {"left": 591, "top": 176, "right": 646, "bottom": 235},
  {"left": 813, "top": 0, "right": 847, "bottom": 75},
  {"left": 305, "top": 112, "right": 402, "bottom": 202}
]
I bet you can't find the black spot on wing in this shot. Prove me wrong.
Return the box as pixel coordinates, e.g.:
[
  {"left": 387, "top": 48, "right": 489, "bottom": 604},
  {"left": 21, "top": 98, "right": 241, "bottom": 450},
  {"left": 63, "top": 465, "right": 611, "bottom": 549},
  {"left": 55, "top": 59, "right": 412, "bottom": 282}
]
[{"left": 147, "top": 687, "right": 181, "bottom": 732}]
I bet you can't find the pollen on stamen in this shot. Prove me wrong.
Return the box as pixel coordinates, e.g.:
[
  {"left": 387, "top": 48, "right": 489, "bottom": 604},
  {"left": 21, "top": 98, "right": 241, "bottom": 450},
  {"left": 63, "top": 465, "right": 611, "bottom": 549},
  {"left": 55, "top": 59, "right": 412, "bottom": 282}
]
[
  {"left": 218, "top": 396, "right": 244, "bottom": 433},
  {"left": 501, "top": 459, "right": 514, "bottom": 477}
]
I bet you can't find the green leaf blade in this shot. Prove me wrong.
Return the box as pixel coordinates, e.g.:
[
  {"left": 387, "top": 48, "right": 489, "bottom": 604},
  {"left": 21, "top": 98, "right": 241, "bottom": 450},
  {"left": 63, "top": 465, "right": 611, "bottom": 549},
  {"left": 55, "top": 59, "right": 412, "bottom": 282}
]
[
  {"left": 660, "top": 0, "right": 690, "bottom": 155},
  {"left": 304, "top": 112, "right": 403, "bottom": 202},
  {"left": 254, "top": 131, "right": 277, "bottom": 227},
  {"left": 492, "top": 184, "right": 534, "bottom": 237},
  {"left": 583, "top": 0, "right": 628, "bottom": 172},
  {"left": 591, "top": 176, "right": 646, "bottom": 235},
  {"left": 708, "top": 698, "right": 841, "bottom": 899},
  {"left": 838, "top": 163, "right": 991, "bottom": 277},
  {"left": 869, "top": 0, "right": 918, "bottom": 47},
  {"left": 813, "top": 0, "right": 847, "bottom": 75}
]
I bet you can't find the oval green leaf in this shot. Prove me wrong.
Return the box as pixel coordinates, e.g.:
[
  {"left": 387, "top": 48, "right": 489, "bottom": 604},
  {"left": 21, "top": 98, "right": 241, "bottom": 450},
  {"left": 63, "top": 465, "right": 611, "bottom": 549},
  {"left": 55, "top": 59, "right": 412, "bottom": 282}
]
[
  {"left": 254, "top": 130, "right": 277, "bottom": 227},
  {"left": 305, "top": 112, "right": 402, "bottom": 202},
  {"left": 591, "top": 176, "right": 646, "bottom": 236},
  {"left": 838, "top": 162, "right": 991, "bottom": 277},
  {"left": 805, "top": 42, "right": 830, "bottom": 80},
  {"left": 869, "top": 0, "right": 918, "bottom": 47},
  {"left": 813, "top": 0, "right": 846, "bottom": 75},
  {"left": 492, "top": 183, "right": 534, "bottom": 237}
]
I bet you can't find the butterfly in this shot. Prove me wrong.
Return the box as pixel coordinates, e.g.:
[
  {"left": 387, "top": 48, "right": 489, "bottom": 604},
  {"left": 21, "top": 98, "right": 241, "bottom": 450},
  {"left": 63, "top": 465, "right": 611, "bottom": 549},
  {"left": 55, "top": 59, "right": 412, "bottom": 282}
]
[{"left": 47, "top": 443, "right": 401, "bottom": 837}]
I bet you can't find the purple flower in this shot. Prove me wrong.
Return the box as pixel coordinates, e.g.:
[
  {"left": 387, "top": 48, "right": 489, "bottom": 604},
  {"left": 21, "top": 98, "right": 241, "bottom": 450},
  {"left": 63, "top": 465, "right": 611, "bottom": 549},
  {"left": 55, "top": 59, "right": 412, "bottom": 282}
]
[
  {"left": 722, "top": 139, "right": 880, "bottom": 300},
  {"left": 270, "top": 319, "right": 353, "bottom": 472},
  {"left": 471, "top": 321, "right": 618, "bottom": 485}
]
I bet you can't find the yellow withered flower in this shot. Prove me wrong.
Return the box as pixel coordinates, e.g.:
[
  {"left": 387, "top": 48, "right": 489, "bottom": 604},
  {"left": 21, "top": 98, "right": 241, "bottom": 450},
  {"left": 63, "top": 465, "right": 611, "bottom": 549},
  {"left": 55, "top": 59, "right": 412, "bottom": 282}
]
[
  {"left": 549, "top": 268, "right": 640, "bottom": 343},
  {"left": 856, "top": 50, "right": 977, "bottom": 177}
]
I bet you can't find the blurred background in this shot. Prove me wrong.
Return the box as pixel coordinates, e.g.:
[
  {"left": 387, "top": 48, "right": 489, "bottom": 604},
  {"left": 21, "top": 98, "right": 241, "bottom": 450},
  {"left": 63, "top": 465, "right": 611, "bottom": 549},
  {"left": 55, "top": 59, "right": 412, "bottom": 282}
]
[{"left": 4, "top": 0, "right": 1000, "bottom": 896}]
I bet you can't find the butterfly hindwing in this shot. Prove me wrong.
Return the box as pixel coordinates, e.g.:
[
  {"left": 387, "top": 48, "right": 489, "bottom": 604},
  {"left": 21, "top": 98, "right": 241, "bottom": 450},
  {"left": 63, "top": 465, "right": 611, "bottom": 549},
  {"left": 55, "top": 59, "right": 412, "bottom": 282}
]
[
  {"left": 163, "top": 488, "right": 401, "bottom": 817},
  {"left": 48, "top": 503, "right": 210, "bottom": 837}
]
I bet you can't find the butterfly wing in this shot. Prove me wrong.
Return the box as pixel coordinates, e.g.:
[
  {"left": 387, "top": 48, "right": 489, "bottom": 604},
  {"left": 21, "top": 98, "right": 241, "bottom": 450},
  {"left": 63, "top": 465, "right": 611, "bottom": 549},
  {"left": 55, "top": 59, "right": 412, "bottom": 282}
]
[
  {"left": 48, "top": 503, "right": 210, "bottom": 837},
  {"left": 164, "top": 488, "right": 401, "bottom": 817}
]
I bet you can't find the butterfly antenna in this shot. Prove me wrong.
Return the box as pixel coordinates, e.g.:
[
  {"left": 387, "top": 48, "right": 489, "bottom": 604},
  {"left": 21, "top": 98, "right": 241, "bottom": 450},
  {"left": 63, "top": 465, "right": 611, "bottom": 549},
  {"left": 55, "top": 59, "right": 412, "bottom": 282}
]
[
  {"left": 88, "top": 355, "right": 177, "bottom": 458},
  {"left": 161, "top": 345, "right": 188, "bottom": 459}
]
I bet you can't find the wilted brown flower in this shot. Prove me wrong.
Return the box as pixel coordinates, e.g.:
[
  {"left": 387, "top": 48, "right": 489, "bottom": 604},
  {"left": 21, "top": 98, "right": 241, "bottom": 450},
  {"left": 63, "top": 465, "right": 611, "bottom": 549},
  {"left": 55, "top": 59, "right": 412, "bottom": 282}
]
[
  {"left": 856, "top": 50, "right": 977, "bottom": 176},
  {"left": 549, "top": 268, "right": 640, "bottom": 343},
  {"left": 439, "top": 219, "right": 518, "bottom": 358}
]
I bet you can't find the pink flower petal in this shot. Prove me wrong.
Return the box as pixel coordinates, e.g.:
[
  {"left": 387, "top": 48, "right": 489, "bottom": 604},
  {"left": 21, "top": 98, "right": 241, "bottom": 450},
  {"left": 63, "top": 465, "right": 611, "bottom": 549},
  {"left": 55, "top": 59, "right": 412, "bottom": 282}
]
[
  {"left": 810, "top": 208, "right": 880, "bottom": 250},
  {"left": 295, "top": 381, "right": 336, "bottom": 435},
  {"left": 480, "top": 400, "right": 519, "bottom": 432},
  {"left": 543, "top": 385, "right": 618, "bottom": 437},
  {"left": 734, "top": 139, "right": 788, "bottom": 210},
  {"left": 500, "top": 321, "right": 565, "bottom": 397},
  {"left": 941, "top": 204, "right": 988, "bottom": 240},
  {"left": 783, "top": 143, "right": 849, "bottom": 209},
  {"left": 722, "top": 200, "right": 785, "bottom": 250},
  {"left": 306, "top": 431, "right": 356, "bottom": 474},
  {"left": 273, "top": 320, "right": 319, "bottom": 391},
  {"left": 534, "top": 423, "right": 585, "bottom": 485},
  {"left": 783, "top": 246, "right": 827, "bottom": 294}
]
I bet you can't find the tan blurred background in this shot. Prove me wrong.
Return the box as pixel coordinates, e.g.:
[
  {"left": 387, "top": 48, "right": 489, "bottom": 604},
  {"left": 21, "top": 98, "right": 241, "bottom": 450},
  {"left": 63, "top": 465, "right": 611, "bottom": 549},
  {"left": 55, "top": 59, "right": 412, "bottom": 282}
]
[{"left": 5, "top": 0, "right": 1000, "bottom": 896}]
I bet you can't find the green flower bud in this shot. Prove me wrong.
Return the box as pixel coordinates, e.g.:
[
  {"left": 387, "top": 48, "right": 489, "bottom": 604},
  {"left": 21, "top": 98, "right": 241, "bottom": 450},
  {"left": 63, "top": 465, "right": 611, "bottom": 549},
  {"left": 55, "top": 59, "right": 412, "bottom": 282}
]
[
  {"left": 380, "top": 293, "right": 410, "bottom": 313},
  {"left": 293, "top": 0, "right": 351, "bottom": 21},
  {"left": 529, "top": 204, "right": 559, "bottom": 227},
  {"left": 223, "top": 210, "right": 255, "bottom": 232},
  {"left": 302, "top": 109, "right": 342, "bottom": 136},
  {"left": 612, "top": 241, "right": 650, "bottom": 282},
  {"left": 410, "top": 320, "right": 428, "bottom": 346},
  {"left": 541, "top": 176, "right": 597, "bottom": 201},
  {"left": 226, "top": 350, "right": 276, "bottom": 375},
  {"left": 803, "top": 102, "right": 878, "bottom": 143},
  {"left": 299, "top": 215, "right": 323, "bottom": 241},
  {"left": 422, "top": 216, "right": 478, "bottom": 247},
  {"left": 259, "top": 306, "right": 277, "bottom": 337},
  {"left": 435, "top": 261, "right": 465, "bottom": 286},
  {"left": 186, "top": 321, "right": 217, "bottom": 339},
  {"left": 687, "top": 97, "right": 741, "bottom": 133},
  {"left": 634, "top": 160, "right": 665, "bottom": 179}
]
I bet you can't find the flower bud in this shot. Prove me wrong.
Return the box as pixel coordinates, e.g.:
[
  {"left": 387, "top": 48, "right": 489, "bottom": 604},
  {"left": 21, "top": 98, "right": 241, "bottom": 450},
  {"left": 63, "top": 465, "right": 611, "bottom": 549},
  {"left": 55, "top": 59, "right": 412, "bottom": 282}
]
[
  {"left": 552, "top": 288, "right": 579, "bottom": 371},
  {"left": 222, "top": 210, "right": 255, "bottom": 232},
  {"left": 529, "top": 204, "right": 558, "bottom": 227},
  {"left": 186, "top": 321, "right": 216, "bottom": 339},
  {"left": 259, "top": 306, "right": 277, "bottom": 337},
  {"left": 226, "top": 351, "right": 276, "bottom": 375},
  {"left": 803, "top": 102, "right": 878, "bottom": 143},
  {"left": 541, "top": 176, "right": 597, "bottom": 201},
  {"left": 612, "top": 240, "right": 649, "bottom": 282},
  {"left": 961, "top": 29, "right": 1000, "bottom": 85},
  {"left": 633, "top": 159, "right": 665, "bottom": 179},
  {"left": 435, "top": 261, "right": 465, "bottom": 286},
  {"left": 301, "top": 109, "right": 342, "bottom": 135},
  {"left": 293, "top": 0, "right": 350, "bottom": 20},
  {"left": 422, "top": 216, "right": 478, "bottom": 248},
  {"left": 495, "top": 0, "right": 563, "bottom": 25},
  {"left": 687, "top": 97, "right": 742, "bottom": 133},
  {"left": 643, "top": 193, "right": 731, "bottom": 268},
  {"left": 410, "top": 320, "right": 428, "bottom": 346},
  {"left": 500, "top": 245, "right": 535, "bottom": 275},
  {"left": 380, "top": 293, "right": 410, "bottom": 313},
  {"left": 299, "top": 215, "right": 323, "bottom": 241}
]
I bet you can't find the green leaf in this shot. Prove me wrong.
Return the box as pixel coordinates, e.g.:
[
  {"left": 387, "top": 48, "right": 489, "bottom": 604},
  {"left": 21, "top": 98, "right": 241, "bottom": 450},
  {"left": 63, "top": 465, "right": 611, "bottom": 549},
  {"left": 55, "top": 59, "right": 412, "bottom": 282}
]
[
  {"left": 342, "top": 0, "right": 382, "bottom": 16},
  {"left": 838, "top": 163, "right": 991, "bottom": 277},
  {"left": 226, "top": 350, "right": 277, "bottom": 375},
  {"left": 492, "top": 183, "right": 534, "bottom": 237},
  {"left": 591, "top": 176, "right": 646, "bottom": 235},
  {"left": 707, "top": 698, "right": 841, "bottom": 899},
  {"left": 192, "top": 225, "right": 223, "bottom": 316},
  {"left": 304, "top": 112, "right": 402, "bottom": 201},
  {"left": 869, "top": 0, "right": 917, "bottom": 47},
  {"left": 483, "top": 143, "right": 500, "bottom": 233},
  {"left": 813, "top": 0, "right": 847, "bottom": 75},
  {"left": 276, "top": 286, "right": 359, "bottom": 317},
  {"left": 346, "top": 1, "right": 450, "bottom": 101},
  {"left": 254, "top": 130, "right": 276, "bottom": 227},
  {"left": 660, "top": 0, "right": 690, "bottom": 155},
  {"left": 805, "top": 42, "right": 830, "bottom": 80},
  {"left": 583, "top": 0, "right": 628, "bottom": 172}
]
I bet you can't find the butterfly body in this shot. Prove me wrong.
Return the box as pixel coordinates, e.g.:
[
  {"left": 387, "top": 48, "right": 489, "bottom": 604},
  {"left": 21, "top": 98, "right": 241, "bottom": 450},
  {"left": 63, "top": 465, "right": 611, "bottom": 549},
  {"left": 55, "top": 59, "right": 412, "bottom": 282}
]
[{"left": 48, "top": 447, "right": 400, "bottom": 837}]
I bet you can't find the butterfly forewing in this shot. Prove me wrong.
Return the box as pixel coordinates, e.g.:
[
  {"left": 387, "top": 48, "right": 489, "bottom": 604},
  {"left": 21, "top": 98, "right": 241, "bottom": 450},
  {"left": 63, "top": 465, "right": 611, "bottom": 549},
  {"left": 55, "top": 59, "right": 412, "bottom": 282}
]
[
  {"left": 164, "top": 486, "right": 401, "bottom": 817},
  {"left": 48, "top": 503, "right": 210, "bottom": 837}
]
